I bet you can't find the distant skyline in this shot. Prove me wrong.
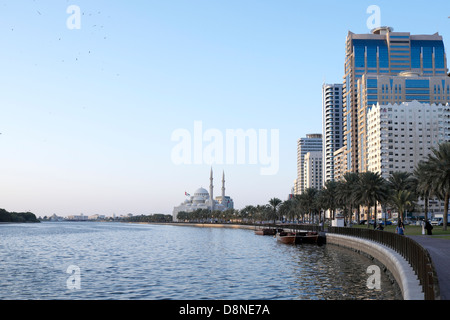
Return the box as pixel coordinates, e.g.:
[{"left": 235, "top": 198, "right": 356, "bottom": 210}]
[{"left": 0, "top": 0, "right": 449, "bottom": 217}]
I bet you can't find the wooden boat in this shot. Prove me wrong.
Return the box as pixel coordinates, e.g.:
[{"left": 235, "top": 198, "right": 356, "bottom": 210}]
[
  {"left": 255, "top": 228, "right": 278, "bottom": 236},
  {"left": 276, "top": 231, "right": 319, "bottom": 245},
  {"left": 276, "top": 231, "right": 297, "bottom": 244},
  {"left": 254, "top": 229, "right": 265, "bottom": 235},
  {"left": 295, "top": 231, "right": 319, "bottom": 244}
]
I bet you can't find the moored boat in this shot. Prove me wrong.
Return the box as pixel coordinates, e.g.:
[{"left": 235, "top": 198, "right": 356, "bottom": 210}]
[
  {"left": 254, "top": 229, "right": 265, "bottom": 235},
  {"left": 296, "top": 231, "right": 319, "bottom": 244},
  {"left": 255, "top": 228, "right": 278, "bottom": 236},
  {"left": 276, "top": 231, "right": 296, "bottom": 244}
]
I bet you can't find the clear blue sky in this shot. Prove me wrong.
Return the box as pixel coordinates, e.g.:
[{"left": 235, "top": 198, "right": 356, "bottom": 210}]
[{"left": 0, "top": 0, "right": 449, "bottom": 217}]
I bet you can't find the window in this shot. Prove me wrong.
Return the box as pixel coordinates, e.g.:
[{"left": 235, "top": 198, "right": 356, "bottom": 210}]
[{"left": 405, "top": 79, "right": 430, "bottom": 88}]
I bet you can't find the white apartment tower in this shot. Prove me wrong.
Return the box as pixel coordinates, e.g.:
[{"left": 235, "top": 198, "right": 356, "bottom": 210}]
[
  {"left": 367, "top": 101, "right": 450, "bottom": 215},
  {"left": 367, "top": 101, "right": 450, "bottom": 177},
  {"left": 304, "top": 151, "right": 323, "bottom": 191},
  {"left": 294, "top": 134, "right": 322, "bottom": 194},
  {"left": 322, "top": 83, "right": 344, "bottom": 184}
]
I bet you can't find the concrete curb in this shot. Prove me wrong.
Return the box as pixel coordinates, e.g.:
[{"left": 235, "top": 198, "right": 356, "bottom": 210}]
[{"left": 326, "top": 233, "right": 424, "bottom": 300}]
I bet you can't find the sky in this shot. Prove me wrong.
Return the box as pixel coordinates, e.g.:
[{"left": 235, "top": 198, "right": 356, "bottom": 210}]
[{"left": 0, "top": 0, "right": 449, "bottom": 217}]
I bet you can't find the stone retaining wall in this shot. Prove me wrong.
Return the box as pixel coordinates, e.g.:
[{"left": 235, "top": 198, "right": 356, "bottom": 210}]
[{"left": 326, "top": 233, "right": 424, "bottom": 300}]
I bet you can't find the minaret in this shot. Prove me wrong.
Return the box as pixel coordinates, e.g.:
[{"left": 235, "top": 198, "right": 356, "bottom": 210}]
[
  {"left": 209, "top": 167, "right": 214, "bottom": 211},
  {"left": 221, "top": 171, "right": 226, "bottom": 200}
]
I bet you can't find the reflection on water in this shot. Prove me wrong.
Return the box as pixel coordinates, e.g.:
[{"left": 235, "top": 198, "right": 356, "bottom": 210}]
[{"left": 0, "top": 222, "right": 401, "bottom": 300}]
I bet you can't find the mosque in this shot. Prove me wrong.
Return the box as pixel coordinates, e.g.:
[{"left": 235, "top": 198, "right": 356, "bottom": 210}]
[{"left": 172, "top": 169, "right": 234, "bottom": 222}]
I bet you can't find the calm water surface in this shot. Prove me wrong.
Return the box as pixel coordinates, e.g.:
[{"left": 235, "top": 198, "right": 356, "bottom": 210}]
[{"left": 0, "top": 222, "right": 401, "bottom": 300}]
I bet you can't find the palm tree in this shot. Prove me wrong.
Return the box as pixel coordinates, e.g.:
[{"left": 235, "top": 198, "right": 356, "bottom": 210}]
[
  {"left": 355, "top": 172, "right": 389, "bottom": 228},
  {"left": 254, "top": 205, "right": 265, "bottom": 222},
  {"left": 191, "top": 209, "right": 201, "bottom": 222},
  {"left": 314, "top": 189, "right": 328, "bottom": 226},
  {"left": 387, "top": 171, "right": 416, "bottom": 194},
  {"left": 390, "top": 190, "right": 414, "bottom": 223},
  {"left": 321, "top": 181, "right": 338, "bottom": 220},
  {"left": 413, "top": 161, "right": 435, "bottom": 222},
  {"left": 268, "top": 198, "right": 282, "bottom": 223},
  {"left": 176, "top": 211, "right": 188, "bottom": 222},
  {"left": 293, "top": 194, "right": 307, "bottom": 223},
  {"left": 300, "top": 188, "right": 319, "bottom": 223},
  {"left": 290, "top": 195, "right": 302, "bottom": 223},
  {"left": 278, "top": 199, "right": 295, "bottom": 223},
  {"left": 241, "top": 205, "right": 256, "bottom": 224},
  {"left": 200, "top": 208, "right": 210, "bottom": 222},
  {"left": 278, "top": 200, "right": 288, "bottom": 222},
  {"left": 387, "top": 171, "right": 417, "bottom": 223},
  {"left": 423, "top": 142, "right": 450, "bottom": 230},
  {"left": 223, "top": 209, "right": 236, "bottom": 222},
  {"left": 336, "top": 172, "right": 361, "bottom": 224}
]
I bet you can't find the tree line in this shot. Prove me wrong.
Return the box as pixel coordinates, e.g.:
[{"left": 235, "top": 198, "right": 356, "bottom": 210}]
[
  {"left": 266, "top": 141, "right": 450, "bottom": 230},
  {"left": 123, "top": 214, "right": 173, "bottom": 223},
  {"left": 0, "top": 208, "right": 40, "bottom": 223},
  {"left": 176, "top": 208, "right": 242, "bottom": 224},
  {"left": 175, "top": 141, "right": 450, "bottom": 230}
]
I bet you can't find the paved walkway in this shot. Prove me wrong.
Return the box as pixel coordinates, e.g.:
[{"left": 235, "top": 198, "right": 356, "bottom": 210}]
[{"left": 408, "top": 235, "right": 450, "bottom": 300}]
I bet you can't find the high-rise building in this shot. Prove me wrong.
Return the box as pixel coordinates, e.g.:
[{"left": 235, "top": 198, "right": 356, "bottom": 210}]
[
  {"left": 358, "top": 72, "right": 450, "bottom": 171},
  {"left": 366, "top": 100, "right": 450, "bottom": 215},
  {"left": 322, "top": 83, "right": 344, "bottom": 183},
  {"left": 294, "top": 134, "right": 322, "bottom": 194},
  {"left": 342, "top": 27, "right": 447, "bottom": 174},
  {"left": 367, "top": 101, "right": 450, "bottom": 178},
  {"left": 333, "top": 146, "right": 346, "bottom": 182},
  {"left": 304, "top": 151, "right": 323, "bottom": 191}
]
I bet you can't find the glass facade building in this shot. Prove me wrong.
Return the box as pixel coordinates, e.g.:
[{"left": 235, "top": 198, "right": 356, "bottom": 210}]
[
  {"left": 342, "top": 27, "right": 448, "bottom": 173},
  {"left": 358, "top": 73, "right": 450, "bottom": 172}
]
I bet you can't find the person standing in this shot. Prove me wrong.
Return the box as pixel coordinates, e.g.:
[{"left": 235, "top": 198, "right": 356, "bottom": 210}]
[
  {"left": 425, "top": 220, "right": 433, "bottom": 235},
  {"left": 396, "top": 221, "right": 405, "bottom": 235}
]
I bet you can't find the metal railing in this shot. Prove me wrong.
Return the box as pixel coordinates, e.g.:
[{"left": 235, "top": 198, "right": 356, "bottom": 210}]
[{"left": 327, "top": 226, "right": 439, "bottom": 300}]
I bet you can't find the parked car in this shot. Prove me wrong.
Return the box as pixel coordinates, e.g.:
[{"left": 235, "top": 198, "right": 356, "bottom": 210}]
[
  {"left": 431, "top": 218, "right": 443, "bottom": 226},
  {"left": 379, "top": 220, "right": 392, "bottom": 225}
]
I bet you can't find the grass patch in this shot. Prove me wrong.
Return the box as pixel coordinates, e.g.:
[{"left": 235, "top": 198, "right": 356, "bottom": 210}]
[{"left": 350, "top": 223, "right": 450, "bottom": 238}]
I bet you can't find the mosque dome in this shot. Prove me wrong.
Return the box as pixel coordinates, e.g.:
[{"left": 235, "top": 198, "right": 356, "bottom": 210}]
[{"left": 194, "top": 188, "right": 209, "bottom": 197}]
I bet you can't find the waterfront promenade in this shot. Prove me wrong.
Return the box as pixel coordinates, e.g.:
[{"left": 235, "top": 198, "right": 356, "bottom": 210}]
[{"left": 408, "top": 235, "right": 450, "bottom": 300}]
